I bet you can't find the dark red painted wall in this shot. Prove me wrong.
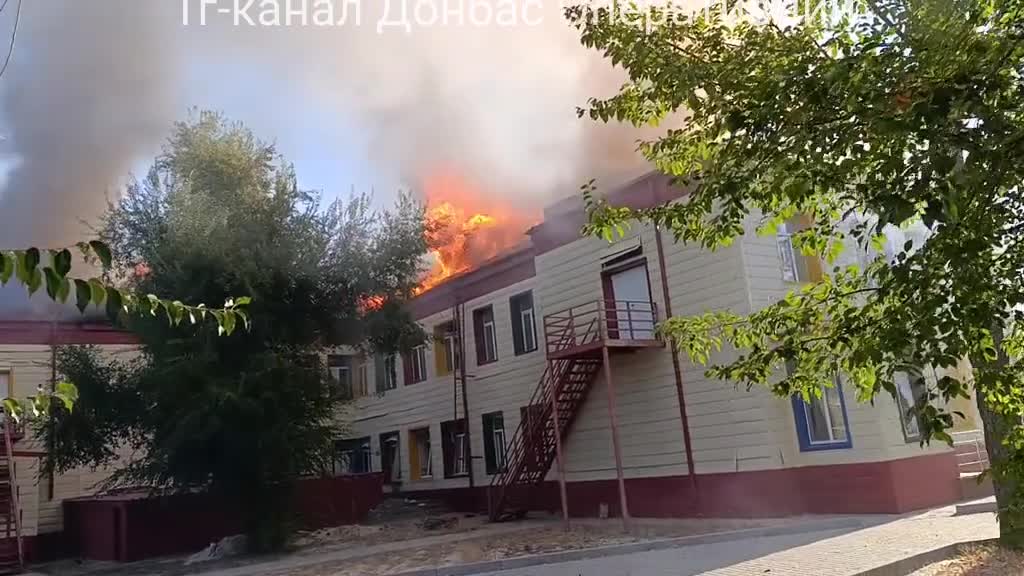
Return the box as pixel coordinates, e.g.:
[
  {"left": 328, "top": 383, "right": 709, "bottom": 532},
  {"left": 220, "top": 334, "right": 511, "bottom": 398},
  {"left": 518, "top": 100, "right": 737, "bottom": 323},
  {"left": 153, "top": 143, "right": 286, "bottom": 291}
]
[
  {"left": 60, "top": 474, "right": 384, "bottom": 563},
  {"left": 415, "top": 452, "right": 961, "bottom": 519}
]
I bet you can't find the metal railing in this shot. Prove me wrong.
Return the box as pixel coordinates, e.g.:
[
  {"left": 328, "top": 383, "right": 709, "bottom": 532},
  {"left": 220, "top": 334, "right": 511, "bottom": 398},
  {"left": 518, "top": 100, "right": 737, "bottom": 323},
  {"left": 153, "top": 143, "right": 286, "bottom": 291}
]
[{"left": 543, "top": 299, "right": 659, "bottom": 356}]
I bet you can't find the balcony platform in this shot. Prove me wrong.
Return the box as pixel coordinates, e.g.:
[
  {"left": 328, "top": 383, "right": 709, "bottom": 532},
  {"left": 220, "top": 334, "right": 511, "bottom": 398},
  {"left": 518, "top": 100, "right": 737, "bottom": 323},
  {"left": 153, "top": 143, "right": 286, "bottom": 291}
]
[{"left": 544, "top": 299, "right": 663, "bottom": 360}]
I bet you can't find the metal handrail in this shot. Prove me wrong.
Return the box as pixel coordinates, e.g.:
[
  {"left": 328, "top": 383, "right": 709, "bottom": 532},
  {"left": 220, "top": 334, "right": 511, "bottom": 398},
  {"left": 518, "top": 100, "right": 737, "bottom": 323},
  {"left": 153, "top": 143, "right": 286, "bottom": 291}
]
[{"left": 543, "top": 299, "right": 659, "bottom": 355}]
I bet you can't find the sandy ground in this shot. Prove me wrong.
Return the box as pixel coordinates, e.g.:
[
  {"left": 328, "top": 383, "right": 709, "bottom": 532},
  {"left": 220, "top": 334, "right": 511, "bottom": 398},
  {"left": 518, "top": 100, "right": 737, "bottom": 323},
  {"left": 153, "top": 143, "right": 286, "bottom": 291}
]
[
  {"left": 911, "top": 544, "right": 1024, "bottom": 576},
  {"left": 278, "top": 518, "right": 803, "bottom": 576},
  {"left": 33, "top": 514, "right": 795, "bottom": 576}
]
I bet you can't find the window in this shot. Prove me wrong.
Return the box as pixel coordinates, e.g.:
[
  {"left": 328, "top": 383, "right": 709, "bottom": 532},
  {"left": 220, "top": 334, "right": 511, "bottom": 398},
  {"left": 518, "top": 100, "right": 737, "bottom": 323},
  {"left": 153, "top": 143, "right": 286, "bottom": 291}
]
[
  {"left": 473, "top": 306, "right": 498, "bottom": 365},
  {"left": 776, "top": 216, "right": 824, "bottom": 283},
  {"left": 441, "top": 419, "right": 469, "bottom": 477},
  {"left": 0, "top": 369, "right": 11, "bottom": 399},
  {"left": 380, "top": 431, "right": 401, "bottom": 483},
  {"left": 335, "top": 437, "right": 371, "bottom": 475},
  {"left": 405, "top": 345, "right": 428, "bottom": 384},
  {"left": 355, "top": 360, "right": 369, "bottom": 397},
  {"left": 482, "top": 412, "right": 507, "bottom": 474},
  {"left": 376, "top": 354, "right": 398, "bottom": 392},
  {"left": 790, "top": 370, "right": 852, "bottom": 451},
  {"left": 895, "top": 372, "right": 927, "bottom": 442},
  {"left": 328, "top": 355, "right": 353, "bottom": 399},
  {"left": 409, "top": 428, "right": 432, "bottom": 480},
  {"left": 604, "top": 264, "right": 655, "bottom": 340},
  {"left": 510, "top": 292, "right": 537, "bottom": 355},
  {"left": 434, "top": 322, "right": 461, "bottom": 376}
]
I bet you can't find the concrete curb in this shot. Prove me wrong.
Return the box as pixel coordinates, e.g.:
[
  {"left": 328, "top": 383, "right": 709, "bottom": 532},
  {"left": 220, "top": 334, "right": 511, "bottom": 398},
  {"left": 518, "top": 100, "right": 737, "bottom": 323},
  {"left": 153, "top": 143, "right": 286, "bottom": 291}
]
[
  {"left": 388, "top": 515, "right": 887, "bottom": 576},
  {"left": 854, "top": 538, "right": 998, "bottom": 576},
  {"left": 954, "top": 497, "right": 997, "bottom": 516}
]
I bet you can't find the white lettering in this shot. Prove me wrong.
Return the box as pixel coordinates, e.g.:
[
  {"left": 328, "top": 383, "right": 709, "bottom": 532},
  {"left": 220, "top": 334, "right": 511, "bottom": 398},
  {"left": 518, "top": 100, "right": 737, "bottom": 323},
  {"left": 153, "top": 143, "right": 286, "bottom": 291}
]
[
  {"left": 522, "top": 0, "right": 542, "bottom": 25},
  {"left": 442, "top": 0, "right": 465, "bottom": 26},
  {"left": 234, "top": 0, "right": 257, "bottom": 25},
  {"left": 493, "top": 0, "right": 516, "bottom": 25},
  {"left": 413, "top": 0, "right": 439, "bottom": 27},
  {"left": 199, "top": 0, "right": 221, "bottom": 25},
  {"left": 312, "top": 0, "right": 335, "bottom": 24},
  {"left": 259, "top": 0, "right": 282, "bottom": 25},
  {"left": 335, "top": 0, "right": 361, "bottom": 25},
  {"left": 284, "top": 0, "right": 308, "bottom": 25},
  {"left": 377, "top": 0, "right": 412, "bottom": 33},
  {"left": 467, "top": 0, "right": 491, "bottom": 26},
  {"left": 495, "top": 0, "right": 517, "bottom": 26}
]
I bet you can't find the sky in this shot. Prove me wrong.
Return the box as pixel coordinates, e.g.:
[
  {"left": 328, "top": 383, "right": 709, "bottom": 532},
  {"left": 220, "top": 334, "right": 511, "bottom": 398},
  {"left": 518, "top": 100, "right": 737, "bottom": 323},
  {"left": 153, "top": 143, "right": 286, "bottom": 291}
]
[{"left": 0, "top": 0, "right": 657, "bottom": 252}]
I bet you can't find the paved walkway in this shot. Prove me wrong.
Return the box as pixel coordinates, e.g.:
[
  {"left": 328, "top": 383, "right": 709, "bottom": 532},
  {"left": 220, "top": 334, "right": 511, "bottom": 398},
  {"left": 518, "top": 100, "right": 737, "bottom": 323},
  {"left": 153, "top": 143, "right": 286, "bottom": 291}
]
[{"left": 476, "top": 507, "right": 998, "bottom": 576}]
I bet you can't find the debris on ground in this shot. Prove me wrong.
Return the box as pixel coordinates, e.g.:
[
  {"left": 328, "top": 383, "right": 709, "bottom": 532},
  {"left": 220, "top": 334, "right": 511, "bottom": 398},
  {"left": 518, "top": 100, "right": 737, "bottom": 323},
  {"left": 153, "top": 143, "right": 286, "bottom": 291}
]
[
  {"left": 184, "top": 535, "right": 247, "bottom": 565},
  {"left": 420, "top": 516, "right": 458, "bottom": 531},
  {"left": 911, "top": 543, "right": 1024, "bottom": 575}
]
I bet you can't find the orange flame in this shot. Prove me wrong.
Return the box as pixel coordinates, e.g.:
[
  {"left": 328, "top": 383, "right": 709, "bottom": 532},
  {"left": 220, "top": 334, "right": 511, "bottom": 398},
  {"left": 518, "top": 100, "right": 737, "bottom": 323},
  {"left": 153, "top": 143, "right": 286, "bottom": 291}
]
[{"left": 417, "top": 170, "right": 538, "bottom": 294}]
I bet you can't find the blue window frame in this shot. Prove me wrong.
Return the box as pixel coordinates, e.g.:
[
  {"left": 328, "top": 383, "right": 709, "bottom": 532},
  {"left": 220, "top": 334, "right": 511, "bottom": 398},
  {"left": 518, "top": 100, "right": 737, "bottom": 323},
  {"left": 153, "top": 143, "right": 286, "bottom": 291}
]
[{"left": 791, "top": 373, "right": 853, "bottom": 451}]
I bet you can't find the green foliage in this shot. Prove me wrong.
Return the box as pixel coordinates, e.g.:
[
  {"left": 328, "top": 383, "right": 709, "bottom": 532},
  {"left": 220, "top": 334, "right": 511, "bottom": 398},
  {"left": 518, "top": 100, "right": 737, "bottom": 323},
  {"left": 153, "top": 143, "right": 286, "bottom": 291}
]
[
  {"left": 0, "top": 240, "right": 246, "bottom": 423},
  {"left": 38, "top": 110, "right": 428, "bottom": 552},
  {"left": 571, "top": 0, "right": 1024, "bottom": 544}
]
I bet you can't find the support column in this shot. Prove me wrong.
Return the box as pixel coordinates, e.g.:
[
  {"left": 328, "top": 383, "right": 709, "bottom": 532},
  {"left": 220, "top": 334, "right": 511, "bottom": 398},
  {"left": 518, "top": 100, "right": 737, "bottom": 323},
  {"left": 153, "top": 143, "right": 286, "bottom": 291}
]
[
  {"left": 602, "top": 345, "right": 631, "bottom": 531},
  {"left": 548, "top": 360, "right": 570, "bottom": 530}
]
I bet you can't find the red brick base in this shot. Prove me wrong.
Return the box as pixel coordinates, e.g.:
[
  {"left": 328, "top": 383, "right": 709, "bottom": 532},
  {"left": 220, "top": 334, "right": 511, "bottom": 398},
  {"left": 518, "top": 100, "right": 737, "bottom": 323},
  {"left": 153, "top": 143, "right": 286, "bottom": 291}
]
[{"left": 403, "top": 452, "right": 961, "bottom": 519}]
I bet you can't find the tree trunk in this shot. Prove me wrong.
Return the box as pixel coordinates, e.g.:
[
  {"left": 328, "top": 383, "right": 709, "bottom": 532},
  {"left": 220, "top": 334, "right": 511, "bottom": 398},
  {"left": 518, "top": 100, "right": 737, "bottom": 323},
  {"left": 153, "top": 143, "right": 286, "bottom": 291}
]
[
  {"left": 974, "top": 323, "right": 1024, "bottom": 548},
  {"left": 974, "top": 392, "right": 1024, "bottom": 548}
]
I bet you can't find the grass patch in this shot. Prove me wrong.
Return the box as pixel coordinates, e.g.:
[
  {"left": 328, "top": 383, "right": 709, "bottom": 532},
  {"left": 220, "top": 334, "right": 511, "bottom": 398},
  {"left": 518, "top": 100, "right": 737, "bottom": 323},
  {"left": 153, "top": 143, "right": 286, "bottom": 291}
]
[{"left": 917, "top": 543, "right": 1024, "bottom": 575}]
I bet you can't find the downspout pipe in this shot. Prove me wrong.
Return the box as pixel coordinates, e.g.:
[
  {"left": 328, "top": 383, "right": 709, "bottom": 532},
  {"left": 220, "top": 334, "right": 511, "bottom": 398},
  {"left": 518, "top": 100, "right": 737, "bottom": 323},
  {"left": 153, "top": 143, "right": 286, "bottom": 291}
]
[{"left": 655, "top": 226, "right": 698, "bottom": 490}]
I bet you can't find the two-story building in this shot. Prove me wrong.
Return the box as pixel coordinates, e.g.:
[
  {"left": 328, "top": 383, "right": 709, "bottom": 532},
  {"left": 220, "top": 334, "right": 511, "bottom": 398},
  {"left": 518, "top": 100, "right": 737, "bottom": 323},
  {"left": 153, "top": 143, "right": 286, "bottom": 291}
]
[{"left": 332, "top": 171, "right": 967, "bottom": 523}]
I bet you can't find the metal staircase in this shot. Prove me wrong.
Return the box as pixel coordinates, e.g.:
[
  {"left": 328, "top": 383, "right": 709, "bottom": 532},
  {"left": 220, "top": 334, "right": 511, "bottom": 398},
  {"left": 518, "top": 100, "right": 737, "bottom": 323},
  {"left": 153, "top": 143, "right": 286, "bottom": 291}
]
[
  {"left": 0, "top": 421, "right": 22, "bottom": 574},
  {"left": 487, "top": 299, "right": 661, "bottom": 522},
  {"left": 487, "top": 357, "right": 603, "bottom": 521}
]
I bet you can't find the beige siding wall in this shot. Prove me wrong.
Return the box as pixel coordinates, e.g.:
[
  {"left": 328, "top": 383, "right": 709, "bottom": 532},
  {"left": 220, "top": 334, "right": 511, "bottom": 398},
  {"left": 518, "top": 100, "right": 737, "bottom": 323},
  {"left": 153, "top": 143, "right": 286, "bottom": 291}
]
[
  {"left": 347, "top": 210, "right": 954, "bottom": 496},
  {"left": 0, "top": 344, "right": 137, "bottom": 536},
  {"left": 348, "top": 276, "right": 549, "bottom": 490},
  {"left": 740, "top": 214, "right": 951, "bottom": 468}
]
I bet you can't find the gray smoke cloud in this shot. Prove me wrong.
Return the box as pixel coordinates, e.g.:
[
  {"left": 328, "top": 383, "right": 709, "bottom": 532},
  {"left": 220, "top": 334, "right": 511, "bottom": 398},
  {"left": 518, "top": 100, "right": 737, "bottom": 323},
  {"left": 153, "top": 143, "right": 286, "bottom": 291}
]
[{"left": 0, "top": 0, "right": 656, "bottom": 316}]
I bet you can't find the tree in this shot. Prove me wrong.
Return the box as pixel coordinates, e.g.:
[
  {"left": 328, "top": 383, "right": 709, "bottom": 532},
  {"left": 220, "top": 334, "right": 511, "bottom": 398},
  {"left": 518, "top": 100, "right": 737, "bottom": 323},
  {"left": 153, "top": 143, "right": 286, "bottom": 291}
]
[
  {"left": 0, "top": 239, "right": 246, "bottom": 421},
  {"left": 39, "top": 110, "right": 429, "bottom": 551},
  {"left": 571, "top": 0, "right": 1024, "bottom": 547}
]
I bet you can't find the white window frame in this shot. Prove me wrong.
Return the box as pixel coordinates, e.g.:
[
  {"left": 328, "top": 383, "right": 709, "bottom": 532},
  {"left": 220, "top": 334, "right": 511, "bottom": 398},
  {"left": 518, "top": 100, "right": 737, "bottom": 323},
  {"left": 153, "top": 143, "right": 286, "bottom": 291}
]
[
  {"left": 521, "top": 306, "right": 537, "bottom": 353},
  {"left": 483, "top": 318, "right": 497, "bottom": 363},
  {"left": 453, "top": 433, "right": 468, "bottom": 476},
  {"left": 0, "top": 370, "right": 12, "bottom": 399},
  {"left": 777, "top": 222, "right": 800, "bottom": 282},
  {"left": 356, "top": 361, "right": 368, "bottom": 397},
  {"left": 895, "top": 372, "right": 926, "bottom": 442},
  {"left": 443, "top": 332, "right": 460, "bottom": 373},
  {"left": 384, "top": 354, "right": 398, "bottom": 390},
  {"left": 493, "top": 426, "right": 506, "bottom": 471},
  {"left": 804, "top": 380, "right": 849, "bottom": 445},
  {"left": 411, "top": 345, "right": 428, "bottom": 383}
]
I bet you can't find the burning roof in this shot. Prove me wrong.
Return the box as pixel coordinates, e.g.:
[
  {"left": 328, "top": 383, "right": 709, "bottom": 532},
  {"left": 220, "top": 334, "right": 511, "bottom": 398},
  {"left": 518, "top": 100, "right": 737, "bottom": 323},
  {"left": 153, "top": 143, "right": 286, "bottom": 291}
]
[{"left": 416, "top": 169, "right": 540, "bottom": 294}]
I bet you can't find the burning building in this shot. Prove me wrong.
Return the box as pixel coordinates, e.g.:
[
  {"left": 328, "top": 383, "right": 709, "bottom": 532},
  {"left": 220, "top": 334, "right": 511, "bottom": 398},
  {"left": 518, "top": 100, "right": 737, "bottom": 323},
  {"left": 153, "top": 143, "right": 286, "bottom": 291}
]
[
  {"left": 417, "top": 170, "right": 540, "bottom": 294},
  {"left": 332, "top": 171, "right": 978, "bottom": 528}
]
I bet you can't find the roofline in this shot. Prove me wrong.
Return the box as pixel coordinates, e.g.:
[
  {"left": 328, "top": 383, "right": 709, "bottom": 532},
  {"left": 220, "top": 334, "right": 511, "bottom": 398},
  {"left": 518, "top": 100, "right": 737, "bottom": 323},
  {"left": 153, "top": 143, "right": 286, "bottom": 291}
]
[
  {"left": 408, "top": 171, "right": 687, "bottom": 319},
  {"left": 0, "top": 320, "right": 139, "bottom": 345}
]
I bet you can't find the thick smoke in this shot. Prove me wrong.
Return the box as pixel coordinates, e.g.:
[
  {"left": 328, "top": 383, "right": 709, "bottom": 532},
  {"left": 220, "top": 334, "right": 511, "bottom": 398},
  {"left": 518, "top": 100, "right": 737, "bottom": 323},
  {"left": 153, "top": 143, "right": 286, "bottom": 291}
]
[
  {"left": 180, "top": 0, "right": 652, "bottom": 206},
  {"left": 0, "top": 1, "right": 179, "bottom": 317},
  {"left": 0, "top": 0, "right": 655, "bottom": 315},
  {"left": 0, "top": 0, "right": 180, "bottom": 248}
]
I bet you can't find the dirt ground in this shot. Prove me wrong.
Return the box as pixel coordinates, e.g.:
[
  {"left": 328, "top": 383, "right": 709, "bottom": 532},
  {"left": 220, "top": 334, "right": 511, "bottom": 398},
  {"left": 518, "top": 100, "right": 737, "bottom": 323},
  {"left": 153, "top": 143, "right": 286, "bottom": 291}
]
[
  {"left": 911, "top": 544, "right": 1024, "bottom": 576},
  {"left": 33, "top": 511, "right": 795, "bottom": 576},
  {"left": 280, "top": 517, "right": 798, "bottom": 576}
]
